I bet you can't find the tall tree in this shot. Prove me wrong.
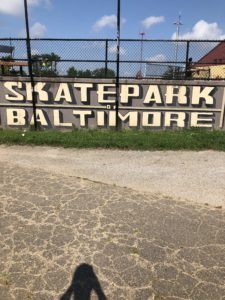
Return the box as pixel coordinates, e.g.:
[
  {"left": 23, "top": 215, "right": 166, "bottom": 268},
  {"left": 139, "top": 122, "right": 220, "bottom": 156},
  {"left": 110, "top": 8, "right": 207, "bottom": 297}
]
[{"left": 32, "top": 52, "right": 60, "bottom": 76}]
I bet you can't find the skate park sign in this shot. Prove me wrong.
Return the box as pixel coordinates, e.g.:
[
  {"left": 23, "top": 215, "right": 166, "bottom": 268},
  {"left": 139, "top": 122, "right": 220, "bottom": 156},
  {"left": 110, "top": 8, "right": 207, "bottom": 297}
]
[{"left": 0, "top": 77, "right": 225, "bottom": 129}]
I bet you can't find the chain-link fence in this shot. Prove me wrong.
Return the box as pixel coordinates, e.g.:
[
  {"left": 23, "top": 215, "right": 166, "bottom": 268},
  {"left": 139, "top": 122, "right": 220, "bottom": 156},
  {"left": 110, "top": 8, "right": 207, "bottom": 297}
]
[{"left": 0, "top": 38, "right": 225, "bottom": 80}]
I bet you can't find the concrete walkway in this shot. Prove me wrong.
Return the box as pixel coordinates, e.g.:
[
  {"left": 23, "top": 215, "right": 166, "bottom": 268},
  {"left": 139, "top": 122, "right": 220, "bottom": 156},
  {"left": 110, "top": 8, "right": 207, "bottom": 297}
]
[
  {"left": 0, "top": 146, "right": 225, "bottom": 207},
  {"left": 0, "top": 146, "right": 225, "bottom": 299}
]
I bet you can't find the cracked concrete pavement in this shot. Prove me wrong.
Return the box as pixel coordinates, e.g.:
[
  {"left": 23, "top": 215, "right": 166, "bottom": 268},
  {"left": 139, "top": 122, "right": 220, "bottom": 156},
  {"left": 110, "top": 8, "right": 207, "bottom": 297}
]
[{"left": 0, "top": 146, "right": 225, "bottom": 299}]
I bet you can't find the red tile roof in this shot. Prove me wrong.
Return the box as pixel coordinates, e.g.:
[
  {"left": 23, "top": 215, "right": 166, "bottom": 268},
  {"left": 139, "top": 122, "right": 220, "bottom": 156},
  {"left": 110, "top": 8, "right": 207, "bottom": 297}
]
[{"left": 195, "top": 41, "right": 225, "bottom": 67}]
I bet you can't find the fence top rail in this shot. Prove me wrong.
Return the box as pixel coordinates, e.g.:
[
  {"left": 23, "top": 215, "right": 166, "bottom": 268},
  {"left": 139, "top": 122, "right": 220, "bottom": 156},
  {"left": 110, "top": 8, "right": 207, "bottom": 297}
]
[
  {"left": 118, "top": 39, "right": 225, "bottom": 43},
  {"left": 0, "top": 38, "right": 116, "bottom": 42},
  {"left": 0, "top": 38, "right": 224, "bottom": 43}
]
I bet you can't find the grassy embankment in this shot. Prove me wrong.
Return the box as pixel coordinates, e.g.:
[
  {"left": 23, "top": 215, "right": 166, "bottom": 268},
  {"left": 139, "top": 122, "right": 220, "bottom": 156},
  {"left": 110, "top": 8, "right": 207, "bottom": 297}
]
[{"left": 0, "top": 129, "right": 225, "bottom": 151}]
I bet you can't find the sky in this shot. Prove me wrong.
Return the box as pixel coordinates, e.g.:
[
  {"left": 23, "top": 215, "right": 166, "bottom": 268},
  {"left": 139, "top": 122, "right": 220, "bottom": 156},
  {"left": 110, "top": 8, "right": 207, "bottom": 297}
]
[{"left": 0, "top": 0, "right": 225, "bottom": 40}]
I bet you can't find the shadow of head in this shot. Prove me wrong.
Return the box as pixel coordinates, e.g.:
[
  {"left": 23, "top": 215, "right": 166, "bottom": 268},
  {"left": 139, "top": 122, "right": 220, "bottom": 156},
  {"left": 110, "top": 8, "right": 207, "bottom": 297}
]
[{"left": 60, "top": 263, "right": 107, "bottom": 300}]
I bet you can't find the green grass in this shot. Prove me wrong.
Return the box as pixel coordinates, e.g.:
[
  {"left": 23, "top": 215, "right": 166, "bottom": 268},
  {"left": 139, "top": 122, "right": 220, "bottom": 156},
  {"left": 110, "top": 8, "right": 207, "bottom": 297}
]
[{"left": 0, "top": 128, "right": 225, "bottom": 151}]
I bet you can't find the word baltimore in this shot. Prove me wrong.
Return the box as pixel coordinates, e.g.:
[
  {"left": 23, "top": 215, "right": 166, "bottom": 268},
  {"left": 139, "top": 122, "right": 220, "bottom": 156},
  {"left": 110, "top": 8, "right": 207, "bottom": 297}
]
[{"left": 1, "top": 81, "right": 225, "bottom": 129}]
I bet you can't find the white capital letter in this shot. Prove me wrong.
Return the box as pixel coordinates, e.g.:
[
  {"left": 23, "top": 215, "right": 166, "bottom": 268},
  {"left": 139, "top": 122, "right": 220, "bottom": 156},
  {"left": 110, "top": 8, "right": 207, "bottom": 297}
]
[
  {"left": 73, "top": 110, "right": 92, "bottom": 127},
  {"left": 164, "top": 112, "right": 186, "bottom": 127},
  {"left": 30, "top": 109, "right": 48, "bottom": 126},
  {"left": 191, "top": 112, "right": 214, "bottom": 128},
  {"left": 165, "top": 86, "right": 187, "bottom": 105},
  {"left": 118, "top": 112, "right": 138, "bottom": 127},
  {"left": 55, "top": 83, "right": 72, "bottom": 102},
  {"left": 192, "top": 86, "right": 215, "bottom": 105},
  {"left": 120, "top": 85, "right": 139, "bottom": 104},
  {"left": 7, "top": 109, "right": 26, "bottom": 125},
  {"left": 97, "top": 111, "right": 105, "bottom": 127},
  {"left": 53, "top": 110, "right": 72, "bottom": 127},
  {"left": 97, "top": 84, "right": 116, "bottom": 103},
  {"left": 4, "top": 82, "right": 24, "bottom": 101},
  {"left": 144, "top": 85, "right": 163, "bottom": 104},
  {"left": 74, "top": 83, "right": 93, "bottom": 103},
  {"left": 26, "top": 82, "right": 48, "bottom": 102},
  {"left": 142, "top": 112, "right": 161, "bottom": 127}
]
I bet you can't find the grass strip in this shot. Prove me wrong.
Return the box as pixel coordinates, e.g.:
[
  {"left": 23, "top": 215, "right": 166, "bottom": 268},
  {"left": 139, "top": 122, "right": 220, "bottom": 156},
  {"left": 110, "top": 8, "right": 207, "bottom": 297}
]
[{"left": 0, "top": 129, "right": 225, "bottom": 151}]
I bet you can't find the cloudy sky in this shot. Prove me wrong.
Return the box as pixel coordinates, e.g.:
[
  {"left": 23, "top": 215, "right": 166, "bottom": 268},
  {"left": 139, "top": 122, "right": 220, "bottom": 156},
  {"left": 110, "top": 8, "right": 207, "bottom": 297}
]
[{"left": 0, "top": 0, "right": 225, "bottom": 40}]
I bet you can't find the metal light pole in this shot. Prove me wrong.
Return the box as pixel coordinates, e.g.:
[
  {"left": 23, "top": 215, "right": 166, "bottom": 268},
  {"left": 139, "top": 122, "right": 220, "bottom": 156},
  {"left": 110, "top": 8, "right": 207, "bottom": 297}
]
[
  {"left": 24, "top": 0, "right": 37, "bottom": 130},
  {"left": 173, "top": 13, "right": 183, "bottom": 78},
  {"left": 139, "top": 32, "right": 145, "bottom": 78},
  {"left": 115, "top": 0, "right": 120, "bottom": 129}
]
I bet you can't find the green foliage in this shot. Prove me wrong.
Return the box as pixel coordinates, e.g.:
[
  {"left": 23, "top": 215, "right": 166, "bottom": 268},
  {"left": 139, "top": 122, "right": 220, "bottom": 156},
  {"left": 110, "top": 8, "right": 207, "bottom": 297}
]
[
  {"left": 78, "top": 69, "right": 92, "bottom": 78},
  {"left": 1, "top": 55, "right": 13, "bottom": 61},
  {"left": 67, "top": 67, "right": 78, "bottom": 77},
  {"left": 162, "top": 66, "right": 184, "bottom": 80},
  {"left": 67, "top": 67, "right": 115, "bottom": 78},
  {"left": 32, "top": 52, "right": 60, "bottom": 76},
  {"left": 92, "top": 68, "right": 116, "bottom": 78},
  {"left": 0, "top": 55, "right": 27, "bottom": 76},
  {"left": 0, "top": 55, "right": 14, "bottom": 75}
]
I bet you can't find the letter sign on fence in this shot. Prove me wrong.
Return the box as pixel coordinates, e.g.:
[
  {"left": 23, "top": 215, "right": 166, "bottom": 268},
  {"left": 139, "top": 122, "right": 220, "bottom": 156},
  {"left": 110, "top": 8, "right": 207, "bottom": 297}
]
[{"left": 0, "top": 79, "right": 224, "bottom": 130}]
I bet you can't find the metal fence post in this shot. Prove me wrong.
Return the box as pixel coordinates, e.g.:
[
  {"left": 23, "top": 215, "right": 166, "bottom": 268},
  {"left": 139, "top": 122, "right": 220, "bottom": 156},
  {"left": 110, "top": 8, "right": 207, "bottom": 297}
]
[
  {"left": 185, "top": 40, "right": 190, "bottom": 79},
  {"left": 116, "top": 0, "right": 121, "bottom": 130},
  {"left": 24, "top": 0, "right": 37, "bottom": 130},
  {"left": 105, "top": 39, "right": 108, "bottom": 78}
]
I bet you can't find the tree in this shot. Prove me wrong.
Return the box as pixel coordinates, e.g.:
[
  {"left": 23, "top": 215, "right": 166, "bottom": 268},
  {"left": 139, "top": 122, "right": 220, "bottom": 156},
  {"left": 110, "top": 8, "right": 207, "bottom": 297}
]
[
  {"left": 67, "top": 67, "right": 78, "bottom": 77},
  {"left": 78, "top": 69, "right": 92, "bottom": 78},
  {"left": 0, "top": 55, "right": 14, "bottom": 75},
  {"left": 162, "top": 66, "right": 184, "bottom": 80},
  {"left": 67, "top": 67, "right": 92, "bottom": 78},
  {"left": 32, "top": 52, "right": 60, "bottom": 76},
  {"left": 66, "top": 66, "right": 115, "bottom": 78},
  {"left": 92, "top": 67, "right": 115, "bottom": 78}
]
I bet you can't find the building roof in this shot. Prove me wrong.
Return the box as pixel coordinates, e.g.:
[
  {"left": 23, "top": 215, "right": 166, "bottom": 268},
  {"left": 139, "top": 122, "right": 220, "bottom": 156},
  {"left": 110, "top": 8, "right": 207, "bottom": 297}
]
[
  {"left": 195, "top": 41, "right": 225, "bottom": 67},
  {"left": 0, "top": 45, "right": 14, "bottom": 54}
]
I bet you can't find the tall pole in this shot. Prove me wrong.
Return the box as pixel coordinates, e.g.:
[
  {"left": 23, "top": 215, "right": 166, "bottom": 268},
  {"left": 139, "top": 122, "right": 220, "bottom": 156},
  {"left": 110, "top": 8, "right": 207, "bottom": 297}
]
[
  {"left": 115, "top": 0, "right": 120, "bottom": 129},
  {"left": 24, "top": 0, "right": 37, "bottom": 130},
  {"left": 139, "top": 32, "right": 145, "bottom": 77},
  {"left": 173, "top": 13, "right": 182, "bottom": 78}
]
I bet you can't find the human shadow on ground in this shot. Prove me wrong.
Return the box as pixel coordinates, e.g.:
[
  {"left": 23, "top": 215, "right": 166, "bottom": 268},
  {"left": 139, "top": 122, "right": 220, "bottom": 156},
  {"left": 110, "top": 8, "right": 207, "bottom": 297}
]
[{"left": 60, "top": 263, "right": 107, "bottom": 300}]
